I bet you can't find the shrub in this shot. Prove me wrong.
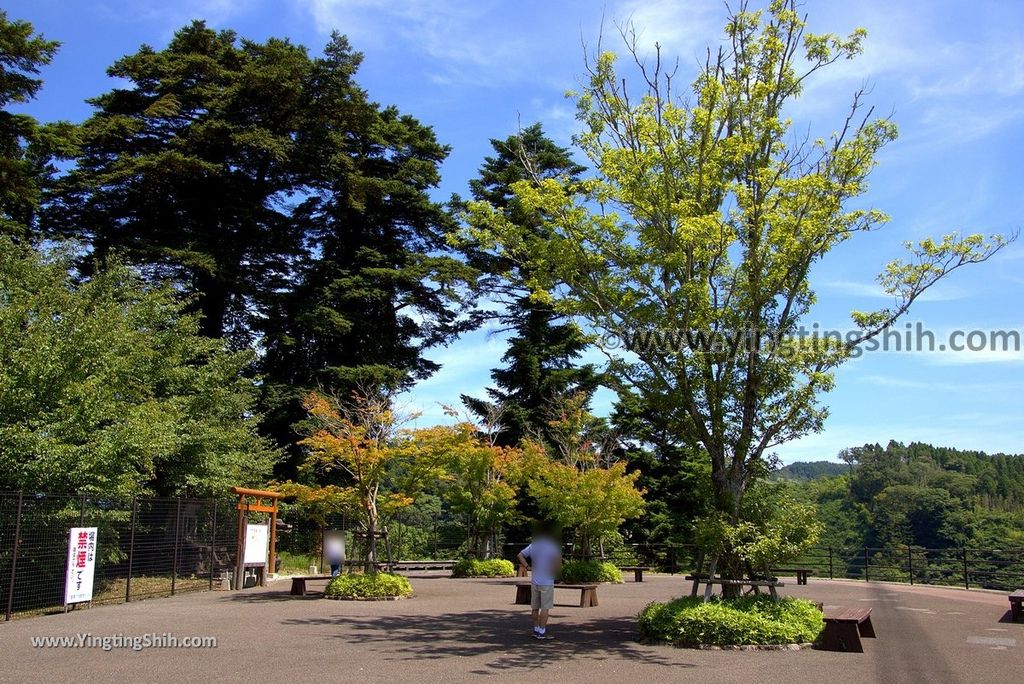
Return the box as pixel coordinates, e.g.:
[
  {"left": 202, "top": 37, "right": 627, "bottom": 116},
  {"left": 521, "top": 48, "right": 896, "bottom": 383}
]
[
  {"left": 558, "top": 560, "right": 622, "bottom": 584},
  {"left": 451, "top": 558, "right": 516, "bottom": 578},
  {"left": 638, "top": 595, "right": 824, "bottom": 647},
  {"left": 324, "top": 573, "right": 413, "bottom": 600}
]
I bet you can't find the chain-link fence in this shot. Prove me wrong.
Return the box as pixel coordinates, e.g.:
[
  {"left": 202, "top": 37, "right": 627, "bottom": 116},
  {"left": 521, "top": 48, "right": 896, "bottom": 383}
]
[{"left": 0, "top": 492, "right": 238, "bottom": 621}]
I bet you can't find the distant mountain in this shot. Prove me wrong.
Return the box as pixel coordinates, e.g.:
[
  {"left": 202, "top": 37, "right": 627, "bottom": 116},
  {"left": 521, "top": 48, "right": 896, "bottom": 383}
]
[{"left": 773, "top": 461, "right": 848, "bottom": 481}]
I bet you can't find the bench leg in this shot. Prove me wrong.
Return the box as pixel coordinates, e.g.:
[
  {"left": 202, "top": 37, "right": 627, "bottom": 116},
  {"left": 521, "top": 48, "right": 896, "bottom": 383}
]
[
  {"left": 1011, "top": 602, "right": 1022, "bottom": 622},
  {"left": 290, "top": 579, "right": 306, "bottom": 596},
  {"left": 797, "top": 572, "right": 807, "bottom": 585},
  {"left": 821, "top": 622, "right": 863, "bottom": 653},
  {"left": 635, "top": 569, "right": 643, "bottom": 582},
  {"left": 515, "top": 585, "right": 531, "bottom": 605},
  {"left": 768, "top": 584, "right": 778, "bottom": 601},
  {"left": 859, "top": 615, "right": 876, "bottom": 639},
  {"left": 579, "top": 588, "right": 598, "bottom": 607}
]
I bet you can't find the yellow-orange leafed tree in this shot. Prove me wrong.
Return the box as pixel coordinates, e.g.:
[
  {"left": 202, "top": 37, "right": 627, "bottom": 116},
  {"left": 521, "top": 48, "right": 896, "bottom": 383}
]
[{"left": 278, "top": 389, "right": 433, "bottom": 571}]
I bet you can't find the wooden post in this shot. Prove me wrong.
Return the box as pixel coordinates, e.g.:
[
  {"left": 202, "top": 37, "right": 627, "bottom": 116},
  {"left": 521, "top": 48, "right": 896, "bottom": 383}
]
[
  {"left": 234, "top": 499, "right": 247, "bottom": 590},
  {"left": 267, "top": 497, "right": 277, "bottom": 583}
]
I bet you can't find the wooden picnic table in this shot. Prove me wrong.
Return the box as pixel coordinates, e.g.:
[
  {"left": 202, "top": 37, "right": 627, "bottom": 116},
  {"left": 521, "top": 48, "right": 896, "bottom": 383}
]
[{"left": 685, "top": 574, "right": 785, "bottom": 601}]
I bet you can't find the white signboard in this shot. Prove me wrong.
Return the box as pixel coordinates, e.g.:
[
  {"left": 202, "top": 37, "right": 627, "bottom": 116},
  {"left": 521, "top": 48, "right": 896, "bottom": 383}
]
[
  {"left": 64, "top": 527, "right": 98, "bottom": 605},
  {"left": 243, "top": 523, "right": 269, "bottom": 566}
]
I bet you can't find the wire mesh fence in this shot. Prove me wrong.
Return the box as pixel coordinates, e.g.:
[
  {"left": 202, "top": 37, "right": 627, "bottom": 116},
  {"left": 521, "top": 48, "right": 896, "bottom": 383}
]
[
  {"left": 5, "top": 488, "right": 1024, "bottom": 622},
  {"left": 0, "top": 492, "right": 238, "bottom": 621}
]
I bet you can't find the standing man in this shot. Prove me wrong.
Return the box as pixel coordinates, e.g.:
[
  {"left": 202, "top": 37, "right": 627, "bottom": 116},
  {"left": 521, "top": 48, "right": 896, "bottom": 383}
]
[{"left": 517, "top": 521, "right": 561, "bottom": 641}]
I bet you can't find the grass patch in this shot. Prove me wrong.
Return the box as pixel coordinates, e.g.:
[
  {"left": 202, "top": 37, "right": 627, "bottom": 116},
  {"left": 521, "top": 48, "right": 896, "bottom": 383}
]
[
  {"left": 638, "top": 595, "right": 824, "bottom": 647},
  {"left": 451, "top": 558, "right": 516, "bottom": 578},
  {"left": 558, "top": 560, "right": 623, "bottom": 584},
  {"left": 324, "top": 572, "right": 412, "bottom": 600}
]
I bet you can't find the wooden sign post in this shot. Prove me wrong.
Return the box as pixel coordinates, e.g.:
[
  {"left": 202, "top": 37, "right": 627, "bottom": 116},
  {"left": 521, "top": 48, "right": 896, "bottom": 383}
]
[{"left": 230, "top": 487, "right": 281, "bottom": 588}]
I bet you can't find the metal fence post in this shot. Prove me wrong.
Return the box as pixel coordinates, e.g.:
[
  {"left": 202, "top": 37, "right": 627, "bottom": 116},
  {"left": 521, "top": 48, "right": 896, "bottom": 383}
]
[
  {"left": 962, "top": 548, "right": 970, "bottom": 590},
  {"left": 6, "top": 491, "right": 24, "bottom": 621},
  {"left": 171, "top": 498, "right": 182, "bottom": 596},
  {"left": 79, "top": 492, "right": 86, "bottom": 526},
  {"left": 125, "top": 497, "right": 137, "bottom": 602},
  {"left": 208, "top": 503, "right": 218, "bottom": 591},
  {"left": 828, "top": 546, "right": 834, "bottom": 580},
  {"left": 864, "top": 547, "right": 870, "bottom": 582},
  {"left": 907, "top": 544, "right": 914, "bottom": 585}
]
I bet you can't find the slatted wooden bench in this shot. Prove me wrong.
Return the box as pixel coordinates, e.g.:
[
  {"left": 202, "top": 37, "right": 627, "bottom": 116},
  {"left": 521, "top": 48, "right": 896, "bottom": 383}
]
[
  {"left": 773, "top": 568, "right": 814, "bottom": 585},
  {"left": 290, "top": 575, "right": 333, "bottom": 596},
  {"left": 513, "top": 582, "right": 599, "bottom": 607},
  {"left": 821, "top": 607, "right": 876, "bottom": 652},
  {"left": 618, "top": 566, "right": 652, "bottom": 582},
  {"left": 1009, "top": 589, "right": 1024, "bottom": 622}
]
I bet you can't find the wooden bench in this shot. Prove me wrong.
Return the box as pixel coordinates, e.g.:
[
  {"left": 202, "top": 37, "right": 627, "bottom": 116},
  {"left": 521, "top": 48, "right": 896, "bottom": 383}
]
[
  {"left": 1009, "top": 589, "right": 1024, "bottom": 622},
  {"left": 686, "top": 575, "right": 785, "bottom": 601},
  {"left": 774, "top": 568, "right": 814, "bottom": 585},
  {"left": 514, "top": 582, "right": 598, "bottom": 608},
  {"left": 821, "top": 607, "right": 876, "bottom": 652},
  {"left": 290, "top": 575, "right": 333, "bottom": 596},
  {"left": 619, "top": 565, "right": 651, "bottom": 582},
  {"left": 387, "top": 560, "right": 456, "bottom": 572}
]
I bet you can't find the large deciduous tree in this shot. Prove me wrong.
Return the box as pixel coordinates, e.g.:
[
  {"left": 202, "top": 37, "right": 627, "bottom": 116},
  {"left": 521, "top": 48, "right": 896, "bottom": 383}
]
[
  {"left": 0, "top": 238, "right": 278, "bottom": 497},
  {"left": 466, "top": 0, "right": 1006, "bottom": 544}
]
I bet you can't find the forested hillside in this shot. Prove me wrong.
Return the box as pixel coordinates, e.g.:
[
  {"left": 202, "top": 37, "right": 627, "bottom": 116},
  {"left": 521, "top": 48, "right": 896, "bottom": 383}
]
[{"left": 788, "top": 441, "right": 1024, "bottom": 551}]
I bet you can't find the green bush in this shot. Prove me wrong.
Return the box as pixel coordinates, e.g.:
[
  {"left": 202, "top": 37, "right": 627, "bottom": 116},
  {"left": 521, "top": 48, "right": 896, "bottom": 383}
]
[
  {"left": 324, "top": 573, "right": 413, "bottom": 600},
  {"left": 558, "top": 560, "right": 623, "bottom": 584},
  {"left": 451, "top": 558, "right": 516, "bottom": 578},
  {"left": 638, "top": 595, "right": 824, "bottom": 647}
]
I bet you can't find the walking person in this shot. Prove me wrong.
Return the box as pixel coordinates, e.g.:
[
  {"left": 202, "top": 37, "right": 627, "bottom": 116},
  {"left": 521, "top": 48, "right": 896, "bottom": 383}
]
[{"left": 517, "top": 521, "right": 562, "bottom": 640}]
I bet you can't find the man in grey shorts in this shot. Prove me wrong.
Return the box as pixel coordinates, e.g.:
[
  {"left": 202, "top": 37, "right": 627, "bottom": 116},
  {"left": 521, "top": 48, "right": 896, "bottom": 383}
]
[{"left": 517, "top": 521, "right": 562, "bottom": 640}]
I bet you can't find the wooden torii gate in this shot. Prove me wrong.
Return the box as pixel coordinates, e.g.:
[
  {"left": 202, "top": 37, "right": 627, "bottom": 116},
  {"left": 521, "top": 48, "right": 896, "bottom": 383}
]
[{"left": 230, "top": 487, "right": 280, "bottom": 588}]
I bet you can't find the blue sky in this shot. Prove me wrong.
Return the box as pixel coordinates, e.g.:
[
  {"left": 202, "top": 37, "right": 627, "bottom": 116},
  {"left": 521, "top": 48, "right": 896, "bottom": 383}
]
[{"left": 9, "top": 0, "right": 1024, "bottom": 462}]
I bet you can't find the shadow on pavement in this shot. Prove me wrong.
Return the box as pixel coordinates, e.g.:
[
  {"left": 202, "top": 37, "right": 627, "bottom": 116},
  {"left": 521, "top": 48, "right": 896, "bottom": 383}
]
[{"left": 280, "top": 609, "right": 689, "bottom": 673}]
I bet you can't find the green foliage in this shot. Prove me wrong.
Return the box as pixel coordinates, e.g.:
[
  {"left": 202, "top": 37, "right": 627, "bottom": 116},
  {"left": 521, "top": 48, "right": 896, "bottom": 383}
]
[
  {"left": 324, "top": 572, "right": 413, "bottom": 599},
  {"left": 695, "top": 483, "right": 823, "bottom": 576},
  {"left": 528, "top": 460, "right": 645, "bottom": 558},
  {"left": 464, "top": 0, "right": 1006, "bottom": 524},
  {"left": 459, "top": 123, "right": 599, "bottom": 447},
  {"left": 558, "top": 560, "right": 622, "bottom": 584},
  {"left": 0, "top": 239, "right": 278, "bottom": 497},
  {"left": 451, "top": 558, "right": 515, "bottom": 578},
  {"left": 0, "top": 10, "right": 60, "bottom": 238},
  {"left": 799, "top": 441, "right": 1024, "bottom": 553},
  {"left": 638, "top": 596, "right": 824, "bottom": 647},
  {"left": 773, "top": 461, "right": 848, "bottom": 481}
]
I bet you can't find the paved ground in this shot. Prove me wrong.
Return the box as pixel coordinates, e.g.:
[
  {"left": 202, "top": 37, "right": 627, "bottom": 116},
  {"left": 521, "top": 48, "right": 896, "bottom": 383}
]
[{"left": 1, "top": 573, "right": 1021, "bottom": 683}]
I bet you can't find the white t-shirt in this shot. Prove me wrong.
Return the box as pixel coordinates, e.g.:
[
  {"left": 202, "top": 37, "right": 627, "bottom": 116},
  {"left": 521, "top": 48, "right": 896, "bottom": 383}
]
[{"left": 521, "top": 537, "right": 560, "bottom": 586}]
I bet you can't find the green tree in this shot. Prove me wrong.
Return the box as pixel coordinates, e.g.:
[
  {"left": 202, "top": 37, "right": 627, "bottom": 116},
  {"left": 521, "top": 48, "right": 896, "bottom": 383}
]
[
  {"left": 260, "top": 36, "right": 478, "bottom": 470},
  {"left": 465, "top": 0, "right": 1007, "bottom": 533},
  {"left": 460, "top": 124, "right": 599, "bottom": 446},
  {"left": 0, "top": 238, "right": 278, "bottom": 497},
  {"left": 45, "top": 22, "right": 312, "bottom": 343},
  {"left": 0, "top": 11, "right": 59, "bottom": 238}
]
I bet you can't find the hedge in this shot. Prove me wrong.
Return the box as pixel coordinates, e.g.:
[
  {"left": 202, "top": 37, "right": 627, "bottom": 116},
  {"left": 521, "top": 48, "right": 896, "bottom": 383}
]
[
  {"left": 324, "top": 573, "right": 413, "bottom": 600},
  {"left": 638, "top": 595, "right": 824, "bottom": 647},
  {"left": 451, "top": 558, "right": 516, "bottom": 578},
  {"left": 558, "top": 560, "right": 623, "bottom": 584}
]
